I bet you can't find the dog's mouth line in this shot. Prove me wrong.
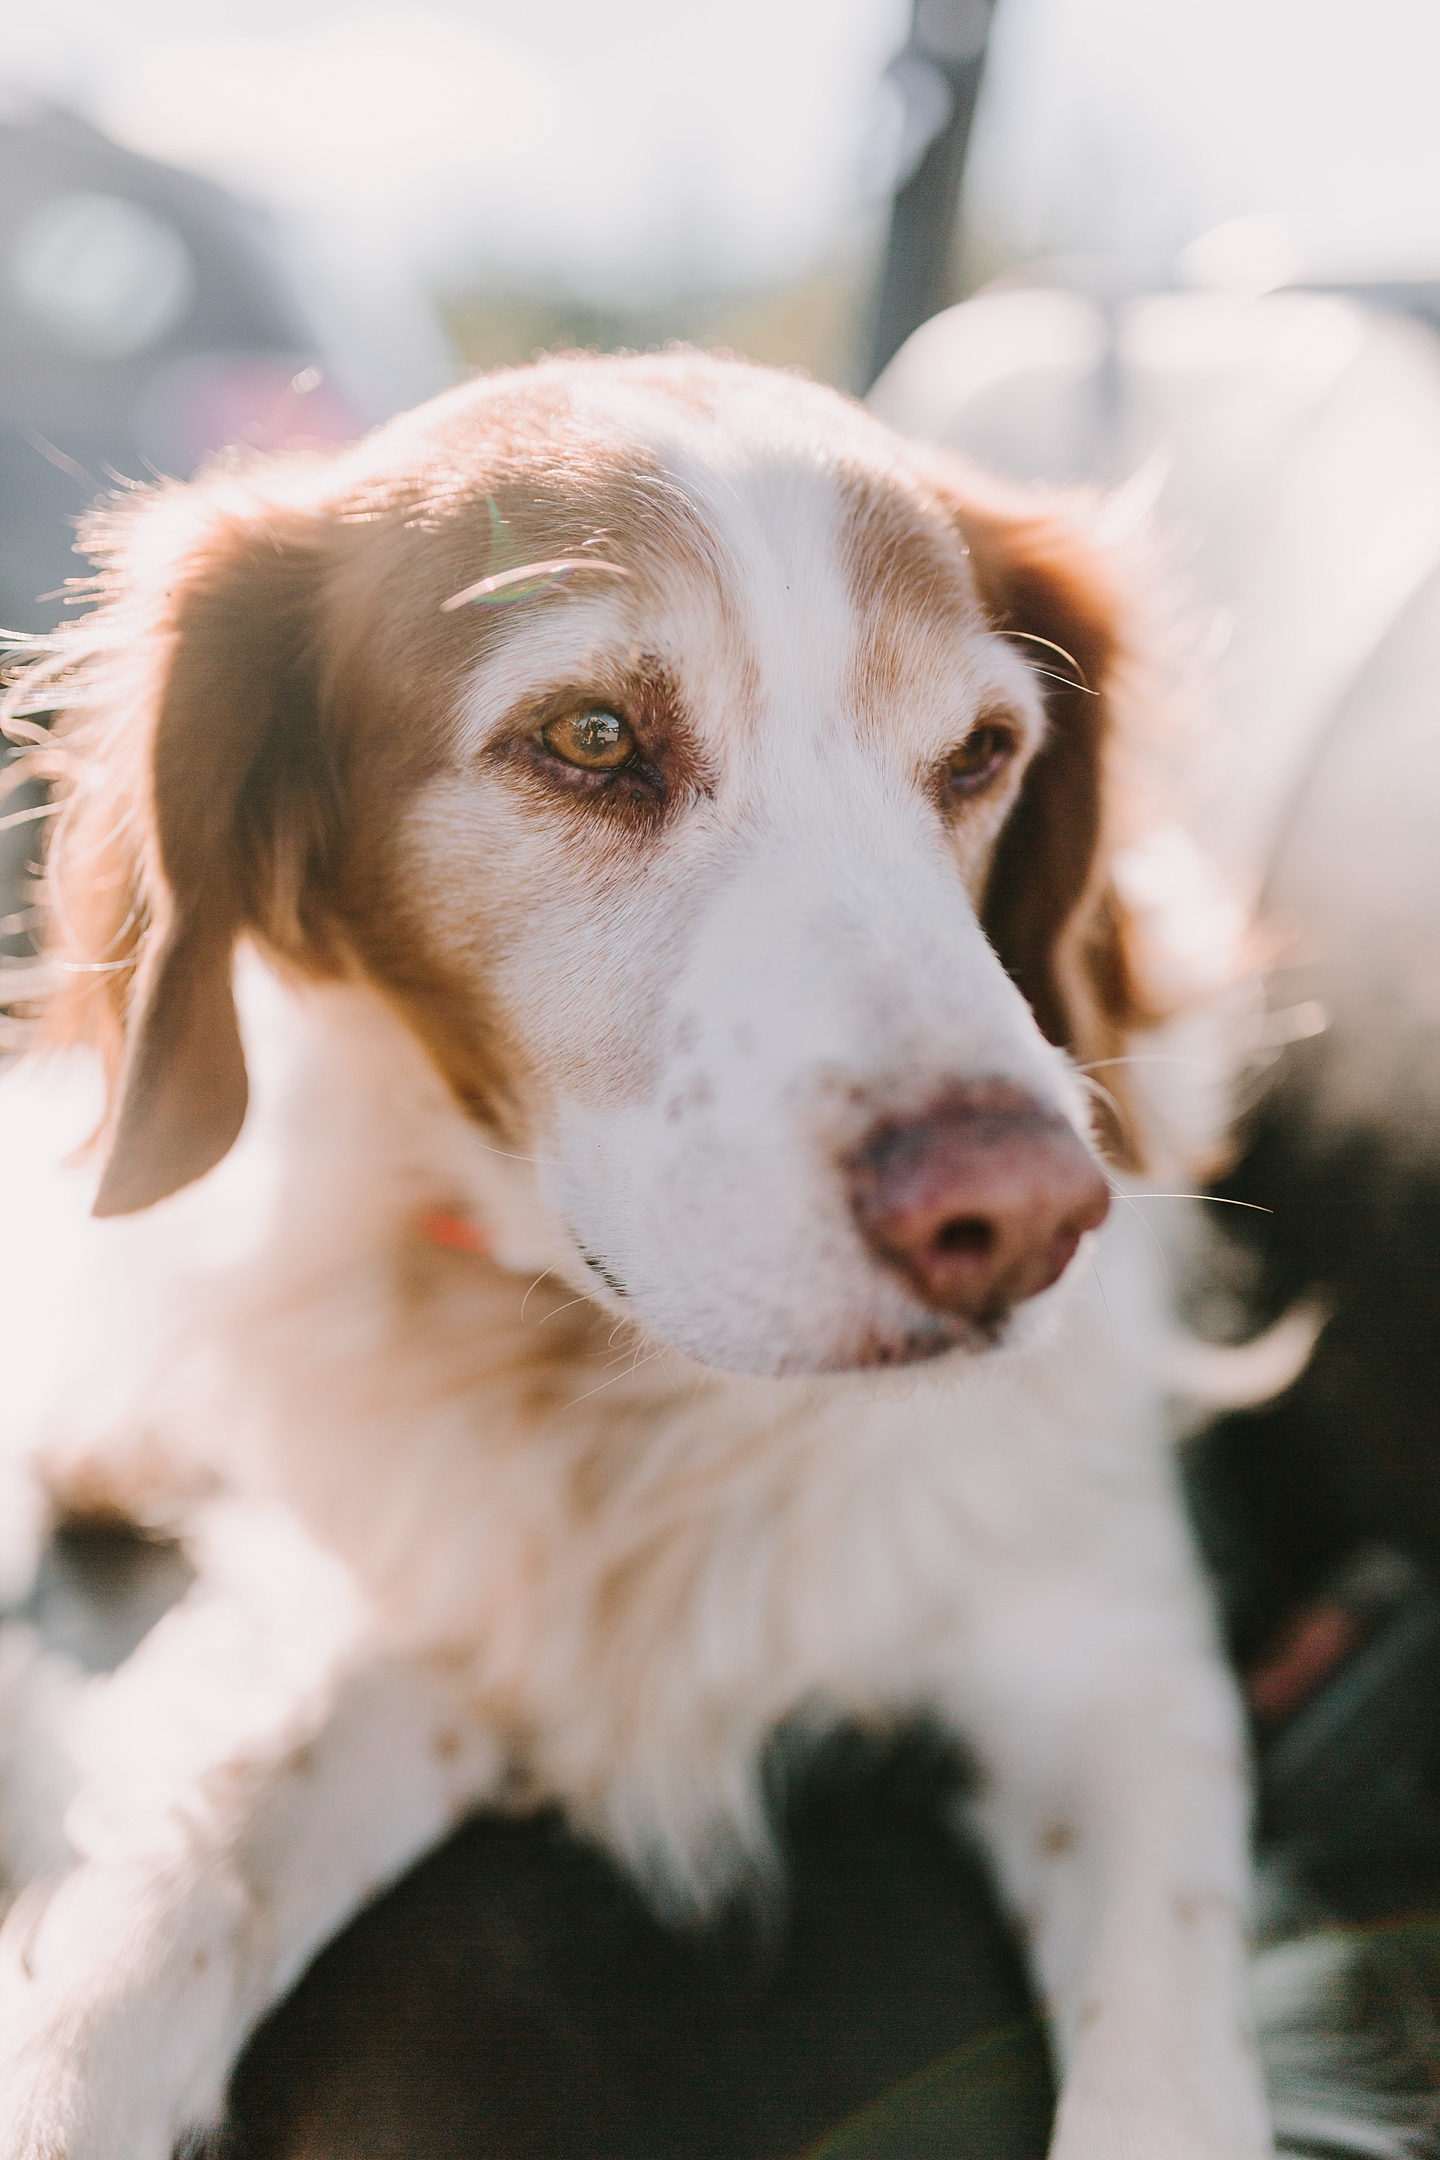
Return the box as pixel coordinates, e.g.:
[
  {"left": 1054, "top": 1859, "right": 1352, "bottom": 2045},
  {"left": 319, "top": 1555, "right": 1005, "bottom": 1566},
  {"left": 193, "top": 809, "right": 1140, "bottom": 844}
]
[
  {"left": 561, "top": 1227, "right": 1036, "bottom": 1373},
  {"left": 830, "top": 1315, "right": 1007, "bottom": 1373},
  {"left": 575, "top": 1242, "right": 629, "bottom": 1298}
]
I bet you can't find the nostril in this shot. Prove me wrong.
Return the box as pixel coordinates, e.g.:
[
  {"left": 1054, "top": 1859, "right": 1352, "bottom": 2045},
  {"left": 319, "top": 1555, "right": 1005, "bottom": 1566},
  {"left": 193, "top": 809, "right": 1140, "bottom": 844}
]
[
  {"left": 933, "top": 1216, "right": 994, "bottom": 1260},
  {"left": 847, "top": 1084, "right": 1110, "bottom": 1321}
]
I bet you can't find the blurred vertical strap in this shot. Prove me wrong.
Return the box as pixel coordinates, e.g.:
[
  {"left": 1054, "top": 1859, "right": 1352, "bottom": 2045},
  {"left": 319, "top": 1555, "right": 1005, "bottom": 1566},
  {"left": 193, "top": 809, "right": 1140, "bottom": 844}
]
[
  {"left": 865, "top": 0, "right": 997, "bottom": 390},
  {"left": 800, "top": 2016, "right": 1052, "bottom": 2159}
]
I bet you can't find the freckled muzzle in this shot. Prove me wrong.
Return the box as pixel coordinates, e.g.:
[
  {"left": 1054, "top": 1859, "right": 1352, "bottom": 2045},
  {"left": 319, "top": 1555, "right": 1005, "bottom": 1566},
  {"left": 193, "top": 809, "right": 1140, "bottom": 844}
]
[{"left": 846, "top": 1084, "right": 1111, "bottom": 1326}]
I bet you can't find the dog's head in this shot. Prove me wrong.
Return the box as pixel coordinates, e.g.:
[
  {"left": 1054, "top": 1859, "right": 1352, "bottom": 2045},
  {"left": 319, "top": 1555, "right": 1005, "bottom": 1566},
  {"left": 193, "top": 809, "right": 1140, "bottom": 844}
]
[{"left": 30, "top": 352, "right": 1156, "bottom": 1374}]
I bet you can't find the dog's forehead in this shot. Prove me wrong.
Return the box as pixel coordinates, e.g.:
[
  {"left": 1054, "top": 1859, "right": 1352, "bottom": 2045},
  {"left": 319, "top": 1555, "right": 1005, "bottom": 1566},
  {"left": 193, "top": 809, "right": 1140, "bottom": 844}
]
[
  {"left": 419, "top": 357, "right": 1013, "bottom": 748},
  {"left": 536, "top": 361, "right": 971, "bottom": 599}
]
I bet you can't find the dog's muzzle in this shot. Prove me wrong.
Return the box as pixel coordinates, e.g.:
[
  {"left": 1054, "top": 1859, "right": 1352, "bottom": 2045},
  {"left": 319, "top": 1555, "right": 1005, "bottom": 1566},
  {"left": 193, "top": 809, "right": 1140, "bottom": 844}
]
[{"left": 847, "top": 1084, "right": 1110, "bottom": 1324}]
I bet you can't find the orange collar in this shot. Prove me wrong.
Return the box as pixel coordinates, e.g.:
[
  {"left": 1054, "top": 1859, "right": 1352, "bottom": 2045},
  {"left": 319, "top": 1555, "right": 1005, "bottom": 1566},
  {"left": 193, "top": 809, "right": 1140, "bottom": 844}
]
[{"left": 418, "top": 1208, "right": 492, "bottom": 1256}]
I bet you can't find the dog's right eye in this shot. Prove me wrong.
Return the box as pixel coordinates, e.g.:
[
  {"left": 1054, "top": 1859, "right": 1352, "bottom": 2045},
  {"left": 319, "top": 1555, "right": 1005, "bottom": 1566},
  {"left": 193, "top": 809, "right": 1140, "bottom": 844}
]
[{"left": 539, "top": 709, "right": 637, "bottom": 771}]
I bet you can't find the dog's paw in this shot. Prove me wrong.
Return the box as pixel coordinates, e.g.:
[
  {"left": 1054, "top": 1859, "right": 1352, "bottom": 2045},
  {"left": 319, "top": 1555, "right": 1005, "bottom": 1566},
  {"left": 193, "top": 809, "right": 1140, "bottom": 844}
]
[
  {"left": 0, "top": 1872, "right": 232, "bottom": 2160},
  {"left": 1049, "top": 2122, "right": 1268, "bottom": 2160},
  {"left": 0, "top": 2014, "right": 199, "bottom": 2160},
  {"left": 1048, "top": 2062, "right": 1272, "bottom": 2160}
]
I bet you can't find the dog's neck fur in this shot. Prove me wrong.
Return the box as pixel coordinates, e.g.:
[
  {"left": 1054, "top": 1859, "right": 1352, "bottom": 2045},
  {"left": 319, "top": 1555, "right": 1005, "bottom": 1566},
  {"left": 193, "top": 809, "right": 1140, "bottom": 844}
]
[
  {"left": 221, "top": 967, "right": 1174, "bottom": 1899},
  {"left": 15, "top": 953, "right": 1175, "bottom": 1913}
]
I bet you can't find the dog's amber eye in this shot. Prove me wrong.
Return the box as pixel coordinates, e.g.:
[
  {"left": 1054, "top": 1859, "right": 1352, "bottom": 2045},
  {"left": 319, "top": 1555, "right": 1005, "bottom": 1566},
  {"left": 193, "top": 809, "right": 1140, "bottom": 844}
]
[
  {"left": 540, "top": 709, "right": 636, "bottom": 771},
  {"left": 945, "top": 723, "right": 1016, "bottom": 798}
]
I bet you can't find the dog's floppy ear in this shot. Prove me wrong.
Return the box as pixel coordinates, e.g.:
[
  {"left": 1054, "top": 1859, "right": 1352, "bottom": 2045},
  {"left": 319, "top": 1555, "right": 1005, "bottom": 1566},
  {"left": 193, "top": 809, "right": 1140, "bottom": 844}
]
[
  {"left": 920, "top": 455, "right": 1156, "bottom": 1163},
  {"left": 42, "top": 480, "right": 336, "bottom": 1217}
]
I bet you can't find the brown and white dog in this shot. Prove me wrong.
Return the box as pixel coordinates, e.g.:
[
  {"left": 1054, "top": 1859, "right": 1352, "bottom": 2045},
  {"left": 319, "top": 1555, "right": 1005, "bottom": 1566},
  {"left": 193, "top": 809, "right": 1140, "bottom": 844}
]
[{"left": 0, "top": 352, "right": 1268, "bottom": 2157}]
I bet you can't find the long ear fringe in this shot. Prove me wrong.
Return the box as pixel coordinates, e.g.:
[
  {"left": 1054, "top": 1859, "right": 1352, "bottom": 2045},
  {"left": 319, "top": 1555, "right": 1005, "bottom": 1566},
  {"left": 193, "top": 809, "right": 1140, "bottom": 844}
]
[{"left": 0, "top": 468, "right": 340, "bottom": 1207}]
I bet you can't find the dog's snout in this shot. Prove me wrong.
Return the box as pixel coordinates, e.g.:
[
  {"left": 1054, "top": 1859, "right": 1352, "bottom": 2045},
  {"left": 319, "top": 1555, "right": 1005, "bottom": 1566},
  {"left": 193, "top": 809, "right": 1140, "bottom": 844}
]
[{"left": 847, "top": 1088, "right": 1110, "bottom": 1323}]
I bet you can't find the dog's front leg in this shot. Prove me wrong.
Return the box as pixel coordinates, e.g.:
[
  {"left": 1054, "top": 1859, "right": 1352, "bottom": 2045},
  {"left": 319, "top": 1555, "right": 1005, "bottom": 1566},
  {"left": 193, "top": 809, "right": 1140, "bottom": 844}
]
[
  {"left": 953, "top": 1570, "right": 1270, "bottom": 2160},
  {"left": 0, "top": 1503, "right": 503, "bottom": 2160}
]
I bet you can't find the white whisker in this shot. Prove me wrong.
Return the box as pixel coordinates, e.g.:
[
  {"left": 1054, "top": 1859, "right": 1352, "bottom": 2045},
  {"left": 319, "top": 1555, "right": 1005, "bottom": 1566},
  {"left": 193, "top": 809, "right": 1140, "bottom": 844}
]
[
  {"left": 658, "top": 1352, "right": 685, "bottom": 1397},
  {"left": 566, "top": 1343, "right": 667, "bottom": 1410},
  {"left": 1001, "top": 629, "right": 1091, "bottom": 687},
  {"left": 1077, "top": 1054, "right": 1213, "bottom": 1073},
  {"left": 1027, "top": 665, "right": 1099, "bottom": 697},
  {"left": 518, "top": 1270, "right": 553, "bottom": 1323},
  {"left": 442, "top": 558, "right": 629, "bottom": 611},
  {"left": 1078, "top": 1072, "right": 1133, "bottom": 1143},
  {"left": 599, "top": 1328, "right": 649, "bottom": 1371},
  {"left": 1106, "top": 1187, "right": 1171, "bottom": 1286},
  {"left": 535, "top": 1293, "right": 594, "bottom": 1328},
  {"left": 1125, "top": 1192, "right": 1273, "bottom": 1213},
  {"left": 1088, "top": 1252, "right": 1115, "bottom": 1356}
]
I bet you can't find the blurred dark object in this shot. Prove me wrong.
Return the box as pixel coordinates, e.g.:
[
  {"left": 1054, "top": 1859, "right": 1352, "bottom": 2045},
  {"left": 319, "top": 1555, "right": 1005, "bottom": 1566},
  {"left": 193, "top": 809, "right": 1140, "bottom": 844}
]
[
  {"left": 0, "top": 101, "right": 359, "bottom": 638},
  {"left": 1195, "top": 1133, "right": 1440, "bottom": 1646},
  {"left": 1257, "top": 1553, "right": 1440, "bottom": 1921},
  {"left": 1190, "top": 1105, "right": 1440, "bottom": 1923},
  {"left": 0, "top": 101, "right": 365, "bottom": 961},
  {"left": 1213, "top": 1529, "right": 1440, "bottom": 1923},
  {"left": 18, "top": 1519, "right": 192, "bottom": 1674},
  {"left": 866, "top": 0, "right": 995, "bottom": 389},
  {"left": 19, "top": 1522, "right": 1050, "bottom": 2160},
  {"left": 222, "top": 1729, "right": 1047, "bottom": 2160}
]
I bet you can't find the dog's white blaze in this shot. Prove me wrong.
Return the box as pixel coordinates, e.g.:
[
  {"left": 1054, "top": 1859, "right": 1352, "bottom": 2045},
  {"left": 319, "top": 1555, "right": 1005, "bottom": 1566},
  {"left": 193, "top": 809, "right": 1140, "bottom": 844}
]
[
  {"left": 551, "top": 787, "right": 1081, "bottom": 1370},
  {"left": 438, "top": 461, "right": 1063, "bottom": 1370}
]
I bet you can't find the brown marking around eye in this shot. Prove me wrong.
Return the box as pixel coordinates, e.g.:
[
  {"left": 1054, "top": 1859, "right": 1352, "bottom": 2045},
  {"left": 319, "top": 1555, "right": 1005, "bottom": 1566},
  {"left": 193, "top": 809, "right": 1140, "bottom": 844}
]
[
  {"left": 294, "top": 401, "right": 730, "bottom": 1131},
  {"left": 487, "top": 659, "right": 714, "bottom": 833},
  {"left": 931, "top": 715, "right": 1025, "bottom": 814}
]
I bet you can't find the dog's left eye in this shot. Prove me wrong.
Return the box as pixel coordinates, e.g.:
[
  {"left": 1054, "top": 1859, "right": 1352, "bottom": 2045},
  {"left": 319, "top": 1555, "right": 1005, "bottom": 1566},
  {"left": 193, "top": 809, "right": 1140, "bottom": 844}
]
[
  {"left": 945, "top": 723, "right": 1017, "bottom": 798},
  {"left": 540, "top": 709, "right": 637, "bottom": 771}
]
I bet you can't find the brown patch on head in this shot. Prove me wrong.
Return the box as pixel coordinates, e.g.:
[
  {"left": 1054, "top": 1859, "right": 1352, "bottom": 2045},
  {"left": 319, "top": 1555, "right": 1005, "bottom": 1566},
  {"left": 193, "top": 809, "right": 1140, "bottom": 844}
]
[
  {"left": 838, "top": 461, "right": 980, "bottom": 718},
  {"left": 389, "top": 358, "right": 724, "bottom": 616},
  {"left": 486, "top": 657, "right": 714, "bottom": 836},
  {"left": 21, "top": 355, "right": 733, "bottom": 1205}
]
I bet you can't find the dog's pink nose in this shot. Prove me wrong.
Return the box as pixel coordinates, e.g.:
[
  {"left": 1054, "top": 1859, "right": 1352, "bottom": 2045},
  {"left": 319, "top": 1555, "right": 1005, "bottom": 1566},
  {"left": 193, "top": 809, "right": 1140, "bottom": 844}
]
[{"left": 848, "top": 1087, "right": 1110, "bottom": 1322}]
